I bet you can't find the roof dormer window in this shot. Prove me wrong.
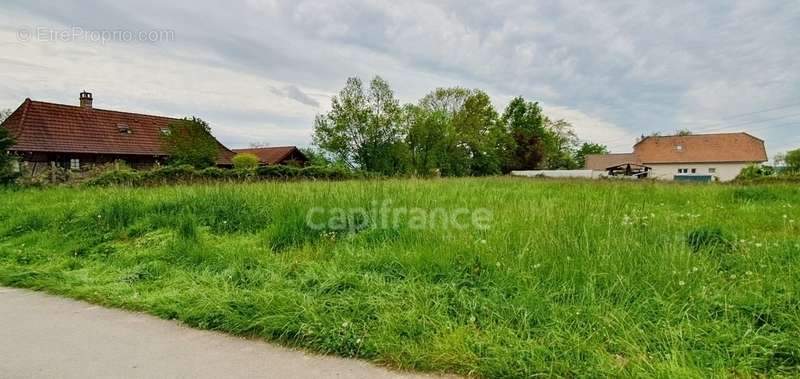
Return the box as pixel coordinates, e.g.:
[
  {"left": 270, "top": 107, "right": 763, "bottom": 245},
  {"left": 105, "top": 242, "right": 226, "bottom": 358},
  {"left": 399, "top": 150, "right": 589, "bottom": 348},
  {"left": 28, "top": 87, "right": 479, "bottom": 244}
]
[
  {"left": 676, "top": 144, "right": 683, "bottom": 151},
  {"left": 117, "top": 123, "right": 131, "bottom": 134},
  {"left": 160, "top": 127, "right": 171, "bottom": 136}
]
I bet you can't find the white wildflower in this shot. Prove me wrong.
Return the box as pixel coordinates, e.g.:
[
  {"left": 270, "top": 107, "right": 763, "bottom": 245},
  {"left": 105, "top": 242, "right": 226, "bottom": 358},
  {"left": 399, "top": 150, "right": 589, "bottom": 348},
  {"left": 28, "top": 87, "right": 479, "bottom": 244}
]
[{"left": 678, "top": 281, "right": 686, "bottom": 286}]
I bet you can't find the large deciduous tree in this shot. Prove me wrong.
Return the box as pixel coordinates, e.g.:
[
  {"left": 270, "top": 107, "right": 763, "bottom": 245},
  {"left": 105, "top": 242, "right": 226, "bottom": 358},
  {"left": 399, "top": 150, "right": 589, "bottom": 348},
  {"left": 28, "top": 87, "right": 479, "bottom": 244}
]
[
  {"left": 501, "top": 97, "right": 549, "bottom": 170},
  {"left": 405, "top": 88, "right": 508, "bottom": 176},
  {"left": 312, "top": 76, "right": 409, "bottom": 174}
]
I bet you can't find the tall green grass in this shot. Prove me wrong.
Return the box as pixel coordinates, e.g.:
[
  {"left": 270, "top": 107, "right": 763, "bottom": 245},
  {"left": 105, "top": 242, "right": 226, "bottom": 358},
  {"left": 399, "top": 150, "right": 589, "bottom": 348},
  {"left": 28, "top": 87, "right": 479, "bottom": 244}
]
[{"left": 0, "top": 178, "right": 799, "bottom": 377}]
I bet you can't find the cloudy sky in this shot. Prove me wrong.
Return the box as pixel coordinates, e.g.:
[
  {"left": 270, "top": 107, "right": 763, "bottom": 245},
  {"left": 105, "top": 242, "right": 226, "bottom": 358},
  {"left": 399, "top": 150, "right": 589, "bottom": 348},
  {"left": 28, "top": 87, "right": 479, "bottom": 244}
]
[{"left": 1, "top": 1, "right": 798, "bottom": 155}]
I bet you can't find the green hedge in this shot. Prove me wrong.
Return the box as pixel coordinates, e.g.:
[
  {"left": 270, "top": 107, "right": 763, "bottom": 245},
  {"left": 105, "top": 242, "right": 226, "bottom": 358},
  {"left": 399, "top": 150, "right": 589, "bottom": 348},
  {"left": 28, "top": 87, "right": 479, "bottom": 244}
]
[{"left": 86, "top": 164, "right": 356, "bottom": 187}]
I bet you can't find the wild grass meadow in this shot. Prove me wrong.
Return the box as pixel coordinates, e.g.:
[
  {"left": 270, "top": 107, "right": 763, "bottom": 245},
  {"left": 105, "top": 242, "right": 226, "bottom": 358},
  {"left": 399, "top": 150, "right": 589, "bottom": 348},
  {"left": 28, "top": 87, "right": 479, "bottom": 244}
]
[{"left": 0, "top": 178, "right": 798, "bottom": 377}]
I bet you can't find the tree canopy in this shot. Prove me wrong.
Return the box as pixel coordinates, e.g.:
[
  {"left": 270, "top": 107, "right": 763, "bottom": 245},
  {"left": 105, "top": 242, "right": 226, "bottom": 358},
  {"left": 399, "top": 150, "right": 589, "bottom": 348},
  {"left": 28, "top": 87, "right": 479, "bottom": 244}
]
[
  {"left": 312, "top": 76, "right": 409, "bottom": 175},
  {"left": 786, "top": 149, "right": 800, "bottom": 172},
  {"left": 162, "top": 117, "right": 219, "bottom": 168},
  {"left": 574, "top": 142, "right": 610, "bottom": 168},
  {"left": 312, "top": 77, "right": 608, "bottom": 176}
]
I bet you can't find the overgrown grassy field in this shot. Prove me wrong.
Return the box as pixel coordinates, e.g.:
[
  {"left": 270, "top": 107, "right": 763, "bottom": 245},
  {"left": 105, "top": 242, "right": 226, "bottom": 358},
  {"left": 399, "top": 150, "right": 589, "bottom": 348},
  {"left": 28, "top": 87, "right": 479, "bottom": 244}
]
[{"left": 1, "top": 178, "right": 799, "bottom": 377}]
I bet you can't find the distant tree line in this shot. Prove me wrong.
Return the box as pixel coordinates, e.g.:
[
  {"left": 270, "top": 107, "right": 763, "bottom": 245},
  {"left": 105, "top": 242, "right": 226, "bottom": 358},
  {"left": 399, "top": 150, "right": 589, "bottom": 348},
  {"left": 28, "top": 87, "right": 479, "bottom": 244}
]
[{"left": 312, "top": 76, "right": 608, "bottom": 176}]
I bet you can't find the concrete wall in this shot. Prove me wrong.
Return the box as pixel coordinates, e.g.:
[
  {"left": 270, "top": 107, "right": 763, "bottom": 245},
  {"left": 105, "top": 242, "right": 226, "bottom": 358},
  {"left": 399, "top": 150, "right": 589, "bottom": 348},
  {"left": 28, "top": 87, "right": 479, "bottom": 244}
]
[
  {"left": 511, "top": 170, "right": 605, "bottom": 179},
  {"left": 646, "top": 162, "right": 749, "bottom": 182}
]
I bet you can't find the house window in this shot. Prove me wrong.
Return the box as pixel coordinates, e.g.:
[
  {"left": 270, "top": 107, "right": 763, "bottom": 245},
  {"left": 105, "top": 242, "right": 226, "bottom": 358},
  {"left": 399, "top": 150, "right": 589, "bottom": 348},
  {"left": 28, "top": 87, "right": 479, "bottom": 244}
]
[
  {"left": 11, "top": 160, "right": 20, "bottom": 173},
  {"left": 117, "top": 123, "right": 131, "bottom": 134},
  {"left": 160, "top": 128, "right": 171, "bottom": 136},
  {"left": 678, "top": 168, "right": 688, "bottom": 174},
  {"left": 70, "top": 158, "right": 80, "bottom": 170},
  {"left": 708, "top": 168, "right": 716, "bottom": 174},
  {"left": 691, "top": 168, "right": 697, "bottom": 174}
]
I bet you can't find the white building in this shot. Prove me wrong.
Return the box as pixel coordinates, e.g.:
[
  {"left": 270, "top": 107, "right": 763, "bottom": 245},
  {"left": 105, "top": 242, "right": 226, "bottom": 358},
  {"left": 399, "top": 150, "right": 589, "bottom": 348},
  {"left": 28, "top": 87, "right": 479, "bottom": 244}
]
[{"left": 586, "top": 133, "right": 768, "bottom": 182}]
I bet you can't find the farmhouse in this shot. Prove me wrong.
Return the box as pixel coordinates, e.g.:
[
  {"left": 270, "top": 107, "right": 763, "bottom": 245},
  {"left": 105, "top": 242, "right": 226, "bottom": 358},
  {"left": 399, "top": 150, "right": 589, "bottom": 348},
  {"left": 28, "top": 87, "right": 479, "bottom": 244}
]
[
  {"left": 232, "top": 146, "right": 309, "bottom": 166},
  {"left": 0, "top": 92, "right": 235, "bottom": 172},
  {"left": 586, "top": 133, "right": 768, "bottom": 182}
]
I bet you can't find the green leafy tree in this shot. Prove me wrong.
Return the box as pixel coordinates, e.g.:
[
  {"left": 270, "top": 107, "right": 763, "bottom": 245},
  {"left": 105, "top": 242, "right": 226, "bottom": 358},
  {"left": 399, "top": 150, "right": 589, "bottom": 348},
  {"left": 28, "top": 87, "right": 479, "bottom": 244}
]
[
  {"left": 574, "top": 142, "right": 609, "bottom": 168},
  {"left": 300, "top": 147, "right": 334, "bottom": 167},
  {"left": 0, "top": 126, "right": 17, "bottom": 184},
  {"left": 786, "top": 149, "right": 800, "bottom": 172},
  {"left": 409, "top": 88, "right": 509, "bottom": 176},
  {"left": 675, "top": 129, "right": 693, "bottom": 136},
  {"left": 543, "top": 119, "right": 580, "bottom": 169},
  {"left": 501, "top": 97, "right": 549, "bottom": 170},
  {"left": 162, "top": 117, "right": 219, "bottom": 168},
  {"left": 232, "top": 153, "right": 260, "bottom": 169},
  {"left": 313, "top": 76, "right": 409, "bottom": 174},
  {"left": 453, "top": 90, "right": 508, "bottom": 175},
  {"left": 403, "top": 105, "right": 452, "bottom": 176}
]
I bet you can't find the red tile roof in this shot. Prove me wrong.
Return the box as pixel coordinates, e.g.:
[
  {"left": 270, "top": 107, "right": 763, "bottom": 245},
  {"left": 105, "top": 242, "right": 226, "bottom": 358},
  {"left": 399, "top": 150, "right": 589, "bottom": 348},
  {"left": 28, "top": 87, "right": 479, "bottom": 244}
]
[
  {"left": 584, "top": 132, "right": 768, "bottom": 169},
  {"left": 2, "top": 99, "right": 234, "bottom": 165},
  {"left": 232, "top": 146, "right": 307, "bottom": 165},
  {"left": 634, "top": 133, "right": 767, "bottom": 164}
]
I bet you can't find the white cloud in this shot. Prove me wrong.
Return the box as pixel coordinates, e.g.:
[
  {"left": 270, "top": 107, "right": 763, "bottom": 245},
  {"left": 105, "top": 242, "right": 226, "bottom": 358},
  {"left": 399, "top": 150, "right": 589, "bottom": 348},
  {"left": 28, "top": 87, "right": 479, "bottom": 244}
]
[{"left": 1, "top": 0, "right": 798, "bottom": 155}]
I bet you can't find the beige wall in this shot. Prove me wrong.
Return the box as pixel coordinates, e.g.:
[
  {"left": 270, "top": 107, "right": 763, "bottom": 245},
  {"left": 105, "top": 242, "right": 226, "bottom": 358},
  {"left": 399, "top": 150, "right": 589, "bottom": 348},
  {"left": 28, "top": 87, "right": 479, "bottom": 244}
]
[{"left": 646, "top": 162, "right": 750, "bottom": 182}]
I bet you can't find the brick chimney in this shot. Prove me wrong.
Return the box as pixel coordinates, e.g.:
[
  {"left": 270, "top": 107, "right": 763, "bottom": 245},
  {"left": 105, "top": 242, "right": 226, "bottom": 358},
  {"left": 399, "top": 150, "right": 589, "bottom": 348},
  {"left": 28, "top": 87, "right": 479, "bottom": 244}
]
[{"left": 79, "top": 91, "right": 93, "bottom": 108}]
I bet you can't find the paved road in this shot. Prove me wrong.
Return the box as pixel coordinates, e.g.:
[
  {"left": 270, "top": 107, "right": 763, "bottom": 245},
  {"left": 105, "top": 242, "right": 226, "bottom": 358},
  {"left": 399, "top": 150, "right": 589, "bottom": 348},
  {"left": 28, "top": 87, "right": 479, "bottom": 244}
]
[{"left": 0, "top": 287, "right": 444, "bottom": 379}]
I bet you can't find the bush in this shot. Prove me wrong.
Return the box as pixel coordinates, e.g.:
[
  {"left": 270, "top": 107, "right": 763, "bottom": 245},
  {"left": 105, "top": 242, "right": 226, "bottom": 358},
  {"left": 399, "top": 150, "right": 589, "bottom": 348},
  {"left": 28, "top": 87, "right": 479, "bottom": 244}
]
[
  {"left": 85, "top": 168, "right": 142, "bottom": 186},
  {"left": 84, "top": 164, "right": 353, "bottom": 187},
  {"left": 736, "top": 164, "right": 774, "bottom": 181},
  {"left": 232, "top": 153, "right": 260, "bottom": 170},
  {"left": 256, "top": 165, "right": 301, "bottom": 179}
]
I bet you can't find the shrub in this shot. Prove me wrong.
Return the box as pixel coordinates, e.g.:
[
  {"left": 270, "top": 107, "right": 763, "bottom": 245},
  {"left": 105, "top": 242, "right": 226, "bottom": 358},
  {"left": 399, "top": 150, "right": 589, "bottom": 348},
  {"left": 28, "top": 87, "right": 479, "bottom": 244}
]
[
  {"left": 736, "top": 164, "right": 773, "bottom": 181},
  {"left": 199, "top": 167, "right": 226, "bottom": 179},
  {"left": 232, "top": 153, "right": 260, "bottom": 170},
  {"left": 686, "top": 226, "right": 734, "bottom": 254},
  {"left": 85, "top": 168, "right": 142, "bottom": 186},
  {"left": 84, "top": 164, "right": 353, "bottom": 187},
  {"left": 256, "top": 165, "right": 300, "bottom": 179}
]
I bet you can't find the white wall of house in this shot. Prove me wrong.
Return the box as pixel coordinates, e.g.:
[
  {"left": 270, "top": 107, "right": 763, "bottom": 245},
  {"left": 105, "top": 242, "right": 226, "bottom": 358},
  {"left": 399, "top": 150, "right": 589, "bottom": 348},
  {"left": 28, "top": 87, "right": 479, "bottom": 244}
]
[{"left": 645, "top": 162, "right": 750, "bottom": 182}]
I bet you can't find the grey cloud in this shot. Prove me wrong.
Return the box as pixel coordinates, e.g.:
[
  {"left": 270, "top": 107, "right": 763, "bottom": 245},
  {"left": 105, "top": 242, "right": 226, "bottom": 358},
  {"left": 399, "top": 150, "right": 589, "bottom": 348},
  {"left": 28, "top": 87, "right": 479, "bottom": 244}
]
[
  {"left": 270, "top": 85, "right": 319, "bottom": 108},
  {"left": 2, "top": 0, "right": 799, "bottom": 154}
]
